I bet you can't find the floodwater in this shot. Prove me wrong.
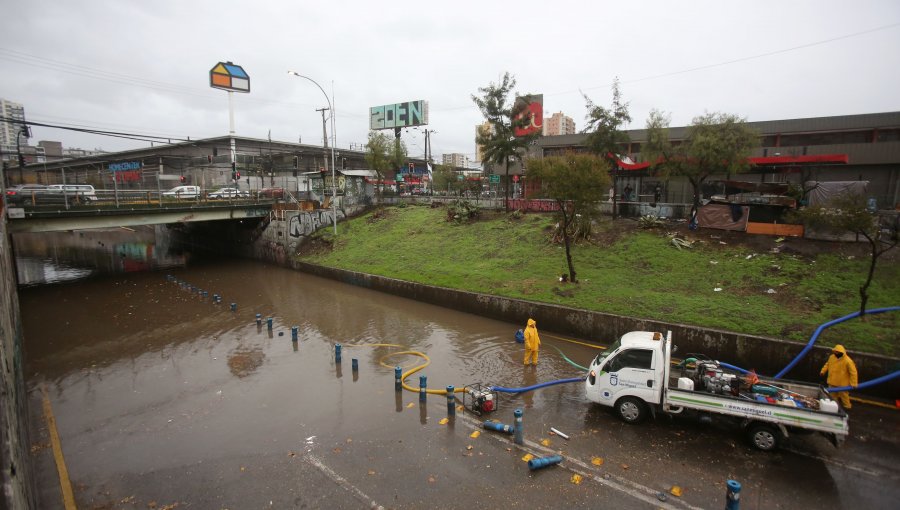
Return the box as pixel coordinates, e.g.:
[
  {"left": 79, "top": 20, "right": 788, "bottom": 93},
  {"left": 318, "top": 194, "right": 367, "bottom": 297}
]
[{"left": 20, "top": 259, "right": 900, "bottom": 509}]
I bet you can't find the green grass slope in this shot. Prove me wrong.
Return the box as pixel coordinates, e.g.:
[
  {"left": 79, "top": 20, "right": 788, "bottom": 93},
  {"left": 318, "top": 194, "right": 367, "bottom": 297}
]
[{"left": 297, "top": 205, "right": 900, "bottom": 357}]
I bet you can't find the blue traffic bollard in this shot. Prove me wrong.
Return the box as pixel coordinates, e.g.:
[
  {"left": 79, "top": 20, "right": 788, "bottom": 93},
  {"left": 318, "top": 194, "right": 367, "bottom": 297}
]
[
  {"left": 447, "top": 386, "right": 455, "bottom": 416},
  {"left": 212, "top": 294, "right": 219, "bottom": 303},
  {"left": 291, "top": 326, "right": 298, "bottom": 340},
  {"left": 202, "top": 291, "right": 208, "bottom": 298},
  {"left": 419, "top": 375, "right": 427, "bottom": 402},
  {"left": 395, "top": 366, "right": 402, "bottom": 392},
  {"left": 230, "top": 302, "right": 237, "bottom": 312},
  {"left": 482, "top": 421, "right": 515, "bottom": 434},
  {"left": 334, "top": 343, "right": 342, "bottom": 363},
  {"left": 514, "top": 408, "right": 523, "bottom": 445},
  {"left": 256, "top": 313, "right": 262, "bottom": 325},
  {"left": 528, "top": 455, "right": 563, "bottom": 471},
  {"left": 351, "top": 358, "right": 358, "bottom": 372},
  {"left": 266, "top": 317, "right": 273, "bottom": 330},
  {"left": 725, "top": 480, "right": 741, "bottom": 510}
]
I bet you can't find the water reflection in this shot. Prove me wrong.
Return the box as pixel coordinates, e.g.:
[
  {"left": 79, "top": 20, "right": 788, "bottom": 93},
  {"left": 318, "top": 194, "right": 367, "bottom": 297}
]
[{"left": 14, "top": 226, "right": 186, "bottom": 286}]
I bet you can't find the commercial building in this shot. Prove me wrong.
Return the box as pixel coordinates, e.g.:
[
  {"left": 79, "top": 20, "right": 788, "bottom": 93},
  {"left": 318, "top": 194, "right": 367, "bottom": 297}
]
[
  {"left": 474, "top": 121, "right": 491, "bottom": 164},
  {"left": 509, "top": 111, "right": 900, "bottom": 211}
]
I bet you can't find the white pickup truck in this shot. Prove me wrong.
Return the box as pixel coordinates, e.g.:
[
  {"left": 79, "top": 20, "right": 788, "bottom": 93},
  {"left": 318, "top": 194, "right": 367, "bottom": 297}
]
[{"left": 585, "top": 330, "right": 849, "bottom": 451}]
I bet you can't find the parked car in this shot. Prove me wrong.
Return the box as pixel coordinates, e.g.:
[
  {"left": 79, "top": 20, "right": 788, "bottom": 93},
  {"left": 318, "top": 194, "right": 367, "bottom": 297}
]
[
  {"left": 258, "top": 187, "right": 285, "bottom": 199},
  {"left": 5, "top": 184, "right": 48, "bottom": 205},
  {"left": 162, "top": 185, "right": 201, "bottom": 199},
  {"left": 46, "top": 184, "right": 97, "bottom": 202},
  {"left": 208, "top": 187, "right": 249, "bottom": 199}
]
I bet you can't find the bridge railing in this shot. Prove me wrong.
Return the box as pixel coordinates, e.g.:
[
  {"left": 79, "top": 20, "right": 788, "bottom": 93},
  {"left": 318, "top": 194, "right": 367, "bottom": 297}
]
[{"left": 7, "top": 188, "right": 278, "bottom": 211}]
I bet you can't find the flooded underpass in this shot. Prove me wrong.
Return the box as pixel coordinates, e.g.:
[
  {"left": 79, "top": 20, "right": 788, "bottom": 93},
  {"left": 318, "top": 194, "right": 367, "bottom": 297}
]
[{"left": 20, "top": 259, "right": 900, "bottom": 509}]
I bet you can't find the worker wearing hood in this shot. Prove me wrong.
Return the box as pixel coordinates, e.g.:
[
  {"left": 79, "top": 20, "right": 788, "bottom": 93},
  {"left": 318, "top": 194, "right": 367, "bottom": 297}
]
[
  {"left": 820, "top": 344, "right": 858, "bottom": 409},
  {"left": 523, "top": 318, "right": 541, "bottom": 366}
]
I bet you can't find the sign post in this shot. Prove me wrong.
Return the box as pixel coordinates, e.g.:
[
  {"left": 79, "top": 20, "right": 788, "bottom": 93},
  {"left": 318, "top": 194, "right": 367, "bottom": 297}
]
[{"left": 210, "top": 62, "right": 250, "bottom": 193}]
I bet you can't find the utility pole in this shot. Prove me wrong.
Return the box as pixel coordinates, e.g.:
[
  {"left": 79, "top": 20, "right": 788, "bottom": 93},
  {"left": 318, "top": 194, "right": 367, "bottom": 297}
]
[{"left": 316, "top": 107, "right": 330, "bottom": 149}]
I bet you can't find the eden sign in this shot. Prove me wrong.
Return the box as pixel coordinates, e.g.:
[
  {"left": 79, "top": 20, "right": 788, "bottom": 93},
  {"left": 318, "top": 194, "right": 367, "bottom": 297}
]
[{"left": 369, "top": 100, "right": 429, "bottom": 130}]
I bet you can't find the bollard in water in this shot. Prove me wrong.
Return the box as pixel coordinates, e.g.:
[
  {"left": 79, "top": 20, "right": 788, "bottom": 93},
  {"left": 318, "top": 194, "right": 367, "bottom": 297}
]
[
  {"left": 202, "top": 291, "right": 208, "bottom": 298},
  {"left": 482, "top": 421, "right": 515, "bottom": 434},
  {"left": 527, "top": 455, "right": 563, "bottom": 471},
  {"left": 213, "top": 294, "right": 220, "bottom": 303},
  {"left": 291, "top": 326, "right": 298, "bottom": 340},
  {"left": 395, "top": 366, "right": 402, "bottom": 392},
  {"left": 256, "top": 313, "right": 262, "bottom": 325},
  {"left": 447, "top": 386, "right": 455, "bottom": 417},
  {"left": 725, "top": 480, "right": 741, "bottom": 510},
  {"left": 514, "top": 408, "right": 524, "bottom": 445},
  {"left": 419, "top": 375, "right": 427, "bottom": 402},
  {"left": 230, "top": 303, "right": 237, "bottom": 312},
  {"left": 266, "top": 317, "right": 273, "bottom": 330},
  {"left": 334, "top": 343, "right": 342, "bottom": 362},
  {"left": 351, "top": 358, "right": 358, "bottom": 372}
]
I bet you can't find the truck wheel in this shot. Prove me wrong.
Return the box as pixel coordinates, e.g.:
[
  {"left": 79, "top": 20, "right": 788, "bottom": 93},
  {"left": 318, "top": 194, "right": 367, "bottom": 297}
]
[
  {"left": 747, "top": 423, "right": 780, "bottom": 451},
  {"left": 616, "top": 397, "right": 647, "bottom": 424}
]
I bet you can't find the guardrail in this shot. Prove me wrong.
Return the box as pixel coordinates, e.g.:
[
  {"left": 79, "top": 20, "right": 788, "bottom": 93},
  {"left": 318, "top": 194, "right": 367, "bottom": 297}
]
[{"left": 6, "top": 188, "right": 279, "bottom": 211}]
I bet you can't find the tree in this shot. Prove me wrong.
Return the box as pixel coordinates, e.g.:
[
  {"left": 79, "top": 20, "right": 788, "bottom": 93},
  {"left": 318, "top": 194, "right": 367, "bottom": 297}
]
[
  {"left": 790, "top": 192, "right": 898, "bottom": 316},
  {"left": 365, "top": 131, "right": 407, "bottom": 209},
  {"left": 472, "top": 72, "right": 538, "bottom": 212},
  {"left": 643, "top": 111, "right": 759, "bottom": 225},
  {"left": 526, "top": 153, "right": 611, "bottom": 283},
  {"left": 431, "top": 163, "right": 461, "bottom": 195},
  {"left": 582, "top": 78, "right": 631, "bottom": 218}
]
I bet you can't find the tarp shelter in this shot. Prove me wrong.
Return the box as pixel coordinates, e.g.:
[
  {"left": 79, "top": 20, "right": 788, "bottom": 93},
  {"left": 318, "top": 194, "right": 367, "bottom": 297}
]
[
  {"left": 697, "top": 204, "right": 750, "bottom": 231},
  {"left": 805, "top": 181, "right": 868, "bottom": 207}
]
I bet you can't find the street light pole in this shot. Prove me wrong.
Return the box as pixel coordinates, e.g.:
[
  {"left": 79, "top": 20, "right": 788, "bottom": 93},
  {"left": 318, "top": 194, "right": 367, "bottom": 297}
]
[{"left": 287, "top": 71, "right": 337, "bottom": 235}]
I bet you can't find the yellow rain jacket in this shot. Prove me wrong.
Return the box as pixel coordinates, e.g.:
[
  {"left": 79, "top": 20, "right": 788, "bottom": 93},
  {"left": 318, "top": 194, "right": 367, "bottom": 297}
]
[
  {"left": 524, "top": 319, "right": 541, "bottom": 351},
  {"left": 820, "top": 344, "right": 858, "bottom": 388}
]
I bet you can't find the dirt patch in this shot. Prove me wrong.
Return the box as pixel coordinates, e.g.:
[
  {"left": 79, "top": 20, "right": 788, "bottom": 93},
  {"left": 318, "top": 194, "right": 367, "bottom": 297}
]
[
  {"left": 295, "top": 236, "right": 333, "bottom": 257},
  {"left": 227, "top": 347, "right": 265, "bottom": 378}
]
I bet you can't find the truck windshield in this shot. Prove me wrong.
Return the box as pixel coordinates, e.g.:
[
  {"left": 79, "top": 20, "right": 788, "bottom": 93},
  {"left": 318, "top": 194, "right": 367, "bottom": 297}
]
[{"left": 593, "top": 339, "right": 621, "bottom": 367}]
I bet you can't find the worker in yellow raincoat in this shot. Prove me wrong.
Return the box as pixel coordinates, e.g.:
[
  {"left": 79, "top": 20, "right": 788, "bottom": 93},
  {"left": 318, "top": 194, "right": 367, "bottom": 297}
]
[
  {"left": 820, "top": 344, "right": 858, "bottom": 410},
  {"left": 523, "top": 318, "right": 541, "bottom": 366}
]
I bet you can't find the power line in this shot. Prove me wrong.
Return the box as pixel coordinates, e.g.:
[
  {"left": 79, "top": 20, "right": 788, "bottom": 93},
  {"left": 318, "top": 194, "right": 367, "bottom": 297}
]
[{"left": 0, "top": 115, "right": 191, "bottom": 144}]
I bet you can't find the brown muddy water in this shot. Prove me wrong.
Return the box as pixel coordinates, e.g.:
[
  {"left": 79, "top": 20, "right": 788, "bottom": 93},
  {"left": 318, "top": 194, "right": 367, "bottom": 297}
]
[{"left": 19, "top": 258, "right": 899, "bottom": 509}]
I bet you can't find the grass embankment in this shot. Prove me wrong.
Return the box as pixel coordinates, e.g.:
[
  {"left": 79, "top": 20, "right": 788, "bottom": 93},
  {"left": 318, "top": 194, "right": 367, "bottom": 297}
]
[{"left": 297, "top": 205, "right": 900, "bottom": 357}]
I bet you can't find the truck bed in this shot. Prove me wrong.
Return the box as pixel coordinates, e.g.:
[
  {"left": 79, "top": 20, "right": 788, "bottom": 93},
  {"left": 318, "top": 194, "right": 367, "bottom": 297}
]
[{"left": 664, "top": 371, "right": 849, "bottom": 437}]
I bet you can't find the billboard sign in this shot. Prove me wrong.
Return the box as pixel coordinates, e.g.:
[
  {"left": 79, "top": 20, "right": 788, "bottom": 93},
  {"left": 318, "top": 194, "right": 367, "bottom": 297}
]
[
  {"left": 513, "top": 94, "right": 543, "bottom": 137},
  {"left": 370, "top": 100, "right": 429, "bottom": 130},
  {"left": 209, "top": 61, "right": 250, "bottom": 93}
]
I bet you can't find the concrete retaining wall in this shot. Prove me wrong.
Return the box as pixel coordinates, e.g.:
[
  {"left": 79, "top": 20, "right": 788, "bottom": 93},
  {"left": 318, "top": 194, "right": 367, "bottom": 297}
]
[
  {"left": 290, "top": 261, "right": 900, "bottom": 399},
  {"left": 0, "top": 219, "right": 36, "bottom": 508}
]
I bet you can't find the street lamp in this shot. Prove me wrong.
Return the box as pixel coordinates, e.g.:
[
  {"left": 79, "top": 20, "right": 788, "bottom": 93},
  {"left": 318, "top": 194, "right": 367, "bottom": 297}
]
[{"left": 287, "top": 70, "right": 337, "bottom": 235}]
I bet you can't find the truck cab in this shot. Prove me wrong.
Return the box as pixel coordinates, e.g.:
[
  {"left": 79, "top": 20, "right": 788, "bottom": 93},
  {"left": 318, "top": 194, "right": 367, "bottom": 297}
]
[{"left": 585, "top": 331, "right": 668, "bottom": 423}]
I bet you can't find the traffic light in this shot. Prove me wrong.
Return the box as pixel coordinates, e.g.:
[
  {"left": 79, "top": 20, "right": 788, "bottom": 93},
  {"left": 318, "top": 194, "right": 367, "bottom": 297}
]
[
  {"left": 235, "top": 171, "right": 240, "bottom": 180},
  {"left": 293, "top": 156, "right": 299, "bottom": 169},
  {"left": 408, "top": 162, "right": 414, "bottom": 171},
  {"left": 231, "top": 162, "right": 236, "bottom": 181},
  {"left": 180, "top": 175, "right": 186, "bottom": 183},
  {"left": 207, "top": 155, "right": 212, "bottom": 163}
]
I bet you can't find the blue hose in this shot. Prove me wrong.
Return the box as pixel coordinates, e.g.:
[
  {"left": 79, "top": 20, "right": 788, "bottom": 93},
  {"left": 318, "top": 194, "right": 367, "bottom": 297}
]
[
  {"left": 717, "top": 361, "right": 750, "bottom": 374},
  {"left": 490, "top": 377, "right": 585, "bottom": 394},
  {"left": 774, "top": 306, "right": 900, "bottom": 379},
  {"left": 827, "top": 369, "right": 900, "bottom": 393}
]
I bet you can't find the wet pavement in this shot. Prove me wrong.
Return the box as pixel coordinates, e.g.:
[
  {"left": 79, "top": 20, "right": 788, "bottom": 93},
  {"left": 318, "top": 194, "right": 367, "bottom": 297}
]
[{"left": 20, "top": 259, "right": 900, "bottom": 509}]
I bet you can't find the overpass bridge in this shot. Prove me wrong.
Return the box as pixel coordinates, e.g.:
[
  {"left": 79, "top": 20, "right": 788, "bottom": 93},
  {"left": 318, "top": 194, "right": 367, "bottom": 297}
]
[{"left": 5, "top": 194, "right": 274, "bottom": 233}]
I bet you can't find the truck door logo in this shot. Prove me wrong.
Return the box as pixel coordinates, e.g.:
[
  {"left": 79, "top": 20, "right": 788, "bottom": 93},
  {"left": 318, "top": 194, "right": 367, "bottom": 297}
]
[{"left": 610, "top": 374, "right": 618, "bottom": 386}]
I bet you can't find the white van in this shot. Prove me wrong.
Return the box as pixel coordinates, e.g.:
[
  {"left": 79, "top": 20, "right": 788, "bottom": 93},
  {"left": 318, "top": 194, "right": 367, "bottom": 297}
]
[
  {"left": 162, "top": 185, "right": 201, "bottom": 198},
  {"left": 47, "top": 184, "right": 97, "bottom": 201}
]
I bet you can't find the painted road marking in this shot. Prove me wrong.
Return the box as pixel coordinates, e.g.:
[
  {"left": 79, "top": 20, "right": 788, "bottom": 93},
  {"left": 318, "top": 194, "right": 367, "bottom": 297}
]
[
  {"left": 305, "top": 453, "right": 384, "bottom": 510},
  {"left": 41, "top": 384, "right": 77, "bottom": 510}
]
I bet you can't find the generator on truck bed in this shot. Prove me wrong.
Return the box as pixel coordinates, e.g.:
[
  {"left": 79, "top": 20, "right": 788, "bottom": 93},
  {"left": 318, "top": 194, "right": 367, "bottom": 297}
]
[{"left": 584, "top": 331, "right": 849, "bottom": 451}]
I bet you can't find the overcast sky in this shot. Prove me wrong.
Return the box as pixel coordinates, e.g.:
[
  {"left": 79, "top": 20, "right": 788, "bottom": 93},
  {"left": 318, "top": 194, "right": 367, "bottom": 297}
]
[{"left": 3, "top": 1, "right": 899, "bottom": 164}]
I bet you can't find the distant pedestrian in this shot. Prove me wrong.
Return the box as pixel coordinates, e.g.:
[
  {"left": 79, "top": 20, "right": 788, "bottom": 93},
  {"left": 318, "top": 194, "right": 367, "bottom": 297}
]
[
  {"left": 523, "top": 318, "right": 541, "bottom": 366},
  {"left": 623, "top": 185, "right": 633, "bottom": 202},
  {"left": 820, "top": 344, "right": 858, "bottom": 410},
  {"left": 653, "top": 185, "right": 662, "bottom": 206}
]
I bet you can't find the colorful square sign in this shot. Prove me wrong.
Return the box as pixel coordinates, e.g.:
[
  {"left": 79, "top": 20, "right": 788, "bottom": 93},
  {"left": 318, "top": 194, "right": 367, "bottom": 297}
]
[{"left": 210, "top": 62, "right": 250, "bottom": 92}]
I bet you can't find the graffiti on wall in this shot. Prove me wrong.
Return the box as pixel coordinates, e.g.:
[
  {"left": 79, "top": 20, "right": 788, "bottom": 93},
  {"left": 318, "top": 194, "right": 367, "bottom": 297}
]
[{"left": 288, "top": 209, "right": 346, "bottom": 238}]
